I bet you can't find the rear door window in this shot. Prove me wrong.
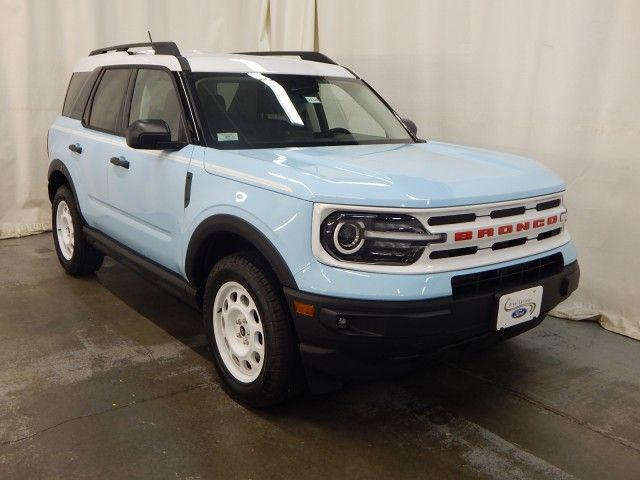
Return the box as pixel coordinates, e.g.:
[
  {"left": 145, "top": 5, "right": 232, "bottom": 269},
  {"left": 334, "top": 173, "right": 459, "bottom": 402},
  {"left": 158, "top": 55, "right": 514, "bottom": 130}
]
[{"left": 88, "top": 69, "right": 131, "bottom": 134}]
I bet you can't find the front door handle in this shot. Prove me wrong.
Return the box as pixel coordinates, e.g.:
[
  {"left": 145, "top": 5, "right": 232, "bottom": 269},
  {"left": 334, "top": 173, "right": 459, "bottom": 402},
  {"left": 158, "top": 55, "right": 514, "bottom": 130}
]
[
  {"left": 110, "top": 156, "right": 130, "bottom": 169},
  {"left": 68, "top": 143, "right": 82, "bottom": 154}
]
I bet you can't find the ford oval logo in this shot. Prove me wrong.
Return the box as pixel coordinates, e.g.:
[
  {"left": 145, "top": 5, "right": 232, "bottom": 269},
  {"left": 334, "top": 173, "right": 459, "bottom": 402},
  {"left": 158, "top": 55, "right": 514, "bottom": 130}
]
[{"left": 512, "top": 307, "right": 528, "bottom": 319}]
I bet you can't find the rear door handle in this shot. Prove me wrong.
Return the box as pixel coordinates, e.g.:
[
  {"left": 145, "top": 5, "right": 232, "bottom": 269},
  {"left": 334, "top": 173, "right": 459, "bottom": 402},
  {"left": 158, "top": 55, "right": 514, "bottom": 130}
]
[
  {"left": 68, "top": 143, "right": 82, "bottom": 154},
  {"left": 110, "top": 156, "right": 130, "bottom": 169}
]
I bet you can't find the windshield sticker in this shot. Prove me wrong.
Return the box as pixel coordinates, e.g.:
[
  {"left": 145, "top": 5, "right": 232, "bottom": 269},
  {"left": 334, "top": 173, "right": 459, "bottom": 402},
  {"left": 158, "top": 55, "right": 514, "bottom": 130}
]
[
  {"left": 305, "top": 96, "right": 321, "bottom": 104},
  {"left": 217, "top": 132, "right": 239, "bottom": 142}
]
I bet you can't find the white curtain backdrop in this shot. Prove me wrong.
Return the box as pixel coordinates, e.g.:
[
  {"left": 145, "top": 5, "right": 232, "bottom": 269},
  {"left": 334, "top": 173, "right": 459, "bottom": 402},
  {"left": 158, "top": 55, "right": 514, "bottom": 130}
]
[
  {"left": 1, "top": 0, "right": 638, "bottom": 339},
  {"left": 262, "top": 0, "right": 316, "bottom": 50}
]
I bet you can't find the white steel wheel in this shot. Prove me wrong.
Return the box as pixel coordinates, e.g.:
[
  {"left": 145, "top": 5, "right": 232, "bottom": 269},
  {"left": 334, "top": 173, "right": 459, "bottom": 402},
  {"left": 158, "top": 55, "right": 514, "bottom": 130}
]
[
  {"left": 56, "top": 200, "right": 74, "bottom": 260},
  {"left": 212, "top": 281, "right": 265, "bottom": 383}
]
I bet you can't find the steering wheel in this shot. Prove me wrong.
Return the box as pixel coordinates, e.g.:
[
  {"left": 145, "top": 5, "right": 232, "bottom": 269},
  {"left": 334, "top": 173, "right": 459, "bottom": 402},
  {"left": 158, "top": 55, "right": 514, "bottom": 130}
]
[{"left": 325, "top": 127, "right": 352, "bottom": 136}]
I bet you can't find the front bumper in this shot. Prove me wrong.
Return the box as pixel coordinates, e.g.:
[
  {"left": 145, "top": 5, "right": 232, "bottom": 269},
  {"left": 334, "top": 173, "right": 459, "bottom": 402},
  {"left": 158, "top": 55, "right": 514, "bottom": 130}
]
[{"left": 285, "top": 255, "right": 579, "bottom": 392}]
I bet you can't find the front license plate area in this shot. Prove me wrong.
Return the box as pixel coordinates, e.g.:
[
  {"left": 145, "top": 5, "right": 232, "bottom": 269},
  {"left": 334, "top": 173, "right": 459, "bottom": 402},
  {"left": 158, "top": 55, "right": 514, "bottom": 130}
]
[{"left": 495, "top": 286, "right": 543, "bottom": 330}]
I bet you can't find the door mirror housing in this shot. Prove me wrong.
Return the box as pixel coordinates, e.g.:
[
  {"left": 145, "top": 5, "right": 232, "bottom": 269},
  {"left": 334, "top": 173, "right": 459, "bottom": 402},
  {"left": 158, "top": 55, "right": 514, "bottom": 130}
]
[
  {"left": 125, "top": 119, "right": 186, "bottom": 150},
  {"left": 402, "top": 118, "right": 418, "bottom": 137}
]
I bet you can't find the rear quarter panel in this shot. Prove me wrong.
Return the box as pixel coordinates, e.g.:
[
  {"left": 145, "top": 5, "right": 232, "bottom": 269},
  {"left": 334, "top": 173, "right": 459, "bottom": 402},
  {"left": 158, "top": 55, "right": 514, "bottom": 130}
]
[{"left": 48, "top": 116, "right": 101, "bottom": 224}]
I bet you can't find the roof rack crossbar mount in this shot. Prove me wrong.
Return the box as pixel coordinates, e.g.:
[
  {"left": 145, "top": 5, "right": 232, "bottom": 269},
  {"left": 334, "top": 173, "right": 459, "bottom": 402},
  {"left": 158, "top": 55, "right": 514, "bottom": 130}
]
[
  {"left": 89, "top": 41, "right": 181, "bottom": 57},
  {"left": 236, "top": 51, "right": 337, "bottom": 65}
]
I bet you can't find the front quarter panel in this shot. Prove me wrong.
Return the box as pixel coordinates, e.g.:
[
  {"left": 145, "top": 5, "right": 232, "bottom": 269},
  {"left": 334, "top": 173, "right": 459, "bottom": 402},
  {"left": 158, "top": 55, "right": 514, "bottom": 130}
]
[{"left": 181, "top": 146, "right": 314, "bottom": 280}]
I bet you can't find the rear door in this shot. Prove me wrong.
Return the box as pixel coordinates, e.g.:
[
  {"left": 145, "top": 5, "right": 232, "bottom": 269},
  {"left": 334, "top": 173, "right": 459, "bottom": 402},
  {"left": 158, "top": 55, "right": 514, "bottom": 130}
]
[
  {"left": 79, "top": 67, "right": 133, "bottom": 233},
  {"left": 105, "top": 67, "right": 194, "bottom": 272}
]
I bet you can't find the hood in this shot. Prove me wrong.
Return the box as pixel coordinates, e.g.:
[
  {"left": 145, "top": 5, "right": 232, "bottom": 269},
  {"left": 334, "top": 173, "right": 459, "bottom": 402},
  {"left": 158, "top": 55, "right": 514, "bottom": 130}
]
[{"left": 204, "top": 141, "right": 565, "bottom": 208}]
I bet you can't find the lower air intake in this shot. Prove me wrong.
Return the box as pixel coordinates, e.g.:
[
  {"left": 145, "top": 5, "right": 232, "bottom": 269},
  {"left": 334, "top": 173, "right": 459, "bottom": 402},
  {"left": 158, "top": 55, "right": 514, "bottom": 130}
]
[{"left": 451, "top": 253, "right": 564, "bottom": 297}]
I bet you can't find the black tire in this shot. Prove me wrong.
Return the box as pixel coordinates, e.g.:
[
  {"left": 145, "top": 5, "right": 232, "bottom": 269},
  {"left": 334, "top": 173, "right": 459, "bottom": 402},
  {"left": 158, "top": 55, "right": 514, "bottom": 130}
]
[
  {"left": 52, "top": 186, "right": 104, "bottom": 276},
  {"left": 203, "top": 252, "right": 301, "bottom": 407}
]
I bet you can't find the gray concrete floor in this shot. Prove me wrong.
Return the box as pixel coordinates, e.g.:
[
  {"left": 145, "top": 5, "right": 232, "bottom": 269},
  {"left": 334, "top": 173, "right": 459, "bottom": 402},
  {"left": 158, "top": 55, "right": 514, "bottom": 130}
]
[{"left": 1, "top": 234, "right": 639, "bottom": 479}]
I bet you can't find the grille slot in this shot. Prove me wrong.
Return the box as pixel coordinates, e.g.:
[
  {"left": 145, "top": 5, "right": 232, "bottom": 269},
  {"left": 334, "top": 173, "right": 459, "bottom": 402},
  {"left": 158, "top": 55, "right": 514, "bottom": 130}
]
[
  {"left": 490, "top": 206, "right": 526, "bottom": 219},
  {"left": 536, "top": 199, "right": 561, "bottom": 211},
  {"left": 430, "top": 247, "right": 478, "bottom": 259},
  {"left": 428, "top": 213, "right": 476, "bottom": 226},
  {"left": 451, "top": 253, "right": 564, "bottom": 297},
  {"left": 492, "top": 237, "right": 527, "bottom": 250},
  {"left": 537, "top": 228, "right": 562, "bottom": 241}
]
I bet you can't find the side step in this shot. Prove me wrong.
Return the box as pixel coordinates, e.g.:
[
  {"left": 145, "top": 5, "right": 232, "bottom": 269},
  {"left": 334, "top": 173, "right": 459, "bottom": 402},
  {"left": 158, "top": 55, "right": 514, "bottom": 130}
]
[{"left": 83, "top": 226, "right": 199, "bottom": 309}]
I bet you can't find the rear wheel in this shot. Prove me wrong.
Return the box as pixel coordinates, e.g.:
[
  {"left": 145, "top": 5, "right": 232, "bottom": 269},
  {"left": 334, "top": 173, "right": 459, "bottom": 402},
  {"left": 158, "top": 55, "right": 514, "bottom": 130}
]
[
  {"left": 52, "top": 186, "right": 104, "bottom": 276},
  {"left": 203, "top": 252, "right": 300, "bottom": 407}
]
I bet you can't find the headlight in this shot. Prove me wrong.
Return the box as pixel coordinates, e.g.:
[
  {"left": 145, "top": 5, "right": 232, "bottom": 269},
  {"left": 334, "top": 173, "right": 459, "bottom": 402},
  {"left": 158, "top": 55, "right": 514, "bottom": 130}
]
[{"left": 320, "top": 211, "right": 445, "bottom": 265}]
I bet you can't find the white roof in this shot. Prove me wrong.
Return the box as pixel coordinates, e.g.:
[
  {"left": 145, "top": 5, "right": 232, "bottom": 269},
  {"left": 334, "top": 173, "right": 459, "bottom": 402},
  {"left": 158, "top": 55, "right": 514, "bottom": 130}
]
[{"left": 73, "top": 51, "right": 355, "bottom": 78}]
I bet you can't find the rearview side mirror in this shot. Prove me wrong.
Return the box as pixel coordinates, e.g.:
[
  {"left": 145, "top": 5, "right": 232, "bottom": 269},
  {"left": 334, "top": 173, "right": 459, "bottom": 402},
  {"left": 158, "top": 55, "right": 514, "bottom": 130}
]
[
  {"left": 402, "top": 118, "right": 418, "bottom": 137},
  {"left": 125, "top": 119, "right": 186, "bottom": 150}
]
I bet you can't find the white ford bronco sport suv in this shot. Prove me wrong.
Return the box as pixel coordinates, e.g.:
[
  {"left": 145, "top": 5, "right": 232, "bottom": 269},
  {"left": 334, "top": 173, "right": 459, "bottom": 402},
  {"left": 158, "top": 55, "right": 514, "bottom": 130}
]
[{"left": 48, "top": 42, "right": 579, "bottom": 406}]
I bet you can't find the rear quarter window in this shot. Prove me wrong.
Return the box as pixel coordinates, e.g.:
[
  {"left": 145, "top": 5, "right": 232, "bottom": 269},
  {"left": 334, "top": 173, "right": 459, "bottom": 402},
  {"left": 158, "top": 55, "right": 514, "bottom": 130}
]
[
  {"left": 62, "top": 72, "right": 93, "bottom": 120},
  {"left": 87, "top": 69, "right": 131, "bottom": 134}
]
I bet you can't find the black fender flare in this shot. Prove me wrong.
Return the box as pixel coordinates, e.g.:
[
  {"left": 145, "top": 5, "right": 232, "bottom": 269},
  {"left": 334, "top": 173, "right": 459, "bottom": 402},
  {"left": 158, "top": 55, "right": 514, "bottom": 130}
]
[
  {"left": 48, "top": 159, "right": 87, "bottom": 223},
  {"left": 185, "top": 214, "right": 298, "bottom": 290},
  {"left": 48, "top": 159, "right": 78, "bottom": 203}
]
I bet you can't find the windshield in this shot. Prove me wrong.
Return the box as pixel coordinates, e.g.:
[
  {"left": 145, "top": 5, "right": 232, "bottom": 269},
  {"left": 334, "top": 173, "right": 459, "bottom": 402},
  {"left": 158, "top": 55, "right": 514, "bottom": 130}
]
[{"left": 190, "top": 73, "right": 414, "bottom": 149}]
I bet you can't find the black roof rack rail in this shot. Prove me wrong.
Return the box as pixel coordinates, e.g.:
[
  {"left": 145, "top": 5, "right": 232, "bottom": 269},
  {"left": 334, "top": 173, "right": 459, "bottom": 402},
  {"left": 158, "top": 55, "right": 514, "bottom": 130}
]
[
  {"left": 89, "top": 41, "right": 181, "bottom": 57},
  {"left": 236, "top": 51, "right": 337, "bottom": 65}
]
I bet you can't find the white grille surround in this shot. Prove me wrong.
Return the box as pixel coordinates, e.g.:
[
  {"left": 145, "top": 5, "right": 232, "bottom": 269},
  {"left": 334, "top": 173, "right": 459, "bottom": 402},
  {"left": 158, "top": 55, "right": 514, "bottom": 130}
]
[{"left": 311, "top": 192, "right": 569, "bottom": 274}]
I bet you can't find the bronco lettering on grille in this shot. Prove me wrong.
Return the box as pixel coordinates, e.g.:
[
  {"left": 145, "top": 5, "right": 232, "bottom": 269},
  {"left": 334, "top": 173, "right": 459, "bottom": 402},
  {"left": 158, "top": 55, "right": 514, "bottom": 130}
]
[{"left": 454, "top": 215, "right": 560, "bottom": 242}]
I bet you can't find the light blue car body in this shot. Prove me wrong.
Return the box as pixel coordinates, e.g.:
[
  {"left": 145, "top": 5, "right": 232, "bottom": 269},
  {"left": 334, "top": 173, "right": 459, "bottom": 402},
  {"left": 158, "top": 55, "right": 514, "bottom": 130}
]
[{"left": 49, "top": 115, "right": 577, "bottom": 301}]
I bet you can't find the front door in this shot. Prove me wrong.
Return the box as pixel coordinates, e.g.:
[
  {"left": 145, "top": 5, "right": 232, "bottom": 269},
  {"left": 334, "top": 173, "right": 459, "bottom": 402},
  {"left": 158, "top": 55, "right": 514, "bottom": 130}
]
[{"left": 105, "top": 68, "right": 194, "bottom": 273}]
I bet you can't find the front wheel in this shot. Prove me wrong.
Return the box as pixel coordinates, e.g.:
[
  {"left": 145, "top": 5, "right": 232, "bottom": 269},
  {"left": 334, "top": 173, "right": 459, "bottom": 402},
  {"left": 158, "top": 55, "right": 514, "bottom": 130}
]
[{"left": 203, "top": 253, "right": 301, "bottom": 407}]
